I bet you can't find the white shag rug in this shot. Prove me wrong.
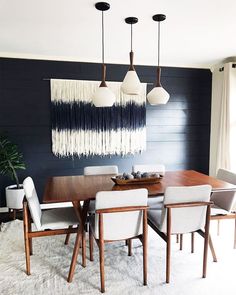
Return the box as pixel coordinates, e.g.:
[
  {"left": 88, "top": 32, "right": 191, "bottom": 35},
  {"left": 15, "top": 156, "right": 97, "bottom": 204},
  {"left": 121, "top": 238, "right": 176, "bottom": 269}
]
[{"left": 0, "top": 219, "right": 236, "bottom": 295}]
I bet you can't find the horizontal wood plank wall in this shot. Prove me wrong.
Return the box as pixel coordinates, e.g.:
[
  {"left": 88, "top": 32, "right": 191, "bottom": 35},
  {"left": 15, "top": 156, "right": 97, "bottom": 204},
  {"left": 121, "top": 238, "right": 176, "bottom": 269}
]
[{"left": 0, "top": 58, "right": 212, "bottom": 206}]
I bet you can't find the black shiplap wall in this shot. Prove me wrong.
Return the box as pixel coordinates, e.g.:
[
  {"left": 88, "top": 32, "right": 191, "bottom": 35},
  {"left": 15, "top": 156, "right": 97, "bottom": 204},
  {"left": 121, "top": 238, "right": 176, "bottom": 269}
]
[{"left": 0, "top": 58, "right": 212, "bottom": 206}]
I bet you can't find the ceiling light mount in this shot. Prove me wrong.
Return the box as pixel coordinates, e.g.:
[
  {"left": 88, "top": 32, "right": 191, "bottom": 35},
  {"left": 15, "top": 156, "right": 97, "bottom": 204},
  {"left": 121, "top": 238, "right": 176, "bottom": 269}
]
[
  {"left": 152, "top": 14, "right": 166, "bottom": 22},
  {"left": 95, "top": 2, "right": 110, "bottom": 11},
  {"left": 125, "top": 17, "right": 138, "bottom": 25}
]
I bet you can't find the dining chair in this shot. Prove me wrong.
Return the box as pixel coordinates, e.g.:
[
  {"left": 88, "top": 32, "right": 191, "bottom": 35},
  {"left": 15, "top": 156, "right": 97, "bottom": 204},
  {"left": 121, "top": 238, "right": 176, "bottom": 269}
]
[
  {"left": 210, "top": 168, "right": 236, "bottom": 248},
  {"left": 22, "top": 177, "right": 82, "bottom": 275},
  {"left": 132, "top": 164, "right": 165, "bottom": 210},
  {"left": 84, "top": 165, "right": 119, "bottom": 213},
  {"left": 66, "top": 165, "right": 119, "bottom": 252},
  {"left": 147, "top": 185, "right": 212, "bottom": 283},
  {"left": 84, "top": 165, "right": 119, "bottom": 176},
  {"left": 88, "top": 188, "right": 148, "bottom": 293}
]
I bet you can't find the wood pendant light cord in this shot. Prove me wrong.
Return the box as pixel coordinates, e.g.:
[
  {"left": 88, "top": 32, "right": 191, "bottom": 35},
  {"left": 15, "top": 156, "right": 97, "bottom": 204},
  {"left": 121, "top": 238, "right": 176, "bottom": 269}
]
[
  {"left": 129, "top": 23, "right": 135, "bottom": 71},
  {"left": 156, "top": 21, "right": 162, "bottom": 87},
  {"left": 100, "top": 10, "right": 107, "bottom": 87}
]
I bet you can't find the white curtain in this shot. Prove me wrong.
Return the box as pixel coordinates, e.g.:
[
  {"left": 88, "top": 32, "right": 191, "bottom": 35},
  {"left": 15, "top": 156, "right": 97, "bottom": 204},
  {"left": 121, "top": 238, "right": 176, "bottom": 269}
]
[
  {"left": 210, "top": 62, "right": 236, "bottom": 176},
  {"left": 230, "top": 66, "right": 236, "bottom": 172}
]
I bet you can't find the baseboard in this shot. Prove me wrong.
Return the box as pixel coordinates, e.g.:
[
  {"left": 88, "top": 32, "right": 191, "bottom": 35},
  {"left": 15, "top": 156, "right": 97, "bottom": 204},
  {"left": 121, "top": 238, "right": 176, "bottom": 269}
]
[{"left": 0, "top": 207, "right": 8, "bottom": 213}]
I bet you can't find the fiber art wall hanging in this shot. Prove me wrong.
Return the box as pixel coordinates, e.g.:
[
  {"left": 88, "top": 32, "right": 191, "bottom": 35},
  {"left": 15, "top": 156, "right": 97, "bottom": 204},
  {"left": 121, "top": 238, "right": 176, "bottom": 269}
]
[{"left": 50, "top": 79, "right": 147, "bottom": 157}]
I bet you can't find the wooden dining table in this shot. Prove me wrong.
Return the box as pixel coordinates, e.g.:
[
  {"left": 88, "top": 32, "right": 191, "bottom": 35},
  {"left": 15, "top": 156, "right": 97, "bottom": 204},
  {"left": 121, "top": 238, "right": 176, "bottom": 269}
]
[{"left": 43, "top": 169, "right": 236, "bottom": 282}]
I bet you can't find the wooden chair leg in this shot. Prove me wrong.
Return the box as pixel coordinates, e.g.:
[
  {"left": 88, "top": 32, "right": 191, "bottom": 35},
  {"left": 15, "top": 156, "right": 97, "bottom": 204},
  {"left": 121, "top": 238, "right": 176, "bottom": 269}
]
[
  {"left": 99, "top": 214, "right": 105, "bottom": 293},
  {"left": 99, "top": 238, "right": 105, "bottom": 293},
  {"left": 128, "top": 239, "right": 132, "bottom": 256},
  {"left": 143, "top": 209, "right": 148, "bottom": 286},
  {"left": 191, "top": 232, "right": 194, "bottom": 253},
  {"left": 23, "top": 199, "right": 31, "bottom": 275},
  {"left": 234, "top": 218, "right": 236, "bottom": 249},
  {"left": 203, "top": 205, "right": 210, "bottom": 278},
  {"left": 217, "top": 220, "right": 220, "bottom": 236},
  {"left": 176, "top": 234, "right": 179, "bottom": 243},
  {"left": 125, "top": 239, "right": 128, "bottom": 246},
  {"left": 166, "top": 208, "right": 171, "bottom": 283},
  {"left": 82, "top": 229, "right": 86, "bottom": 268},
  {"left": 65, "top": 226, "right": 72, "bottom": 245},
  {"left": 180, "top": 234, "right": 183, "bottom": 250},
  {"left": 89, "top": 224, "right": 94, "bottom": 261}
]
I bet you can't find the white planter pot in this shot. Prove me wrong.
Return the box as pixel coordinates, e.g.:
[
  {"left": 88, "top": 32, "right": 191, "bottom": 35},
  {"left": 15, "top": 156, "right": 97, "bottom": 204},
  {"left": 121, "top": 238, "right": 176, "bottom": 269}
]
[{"left": 6, "top": 185, "right": 25, "bottom": 209}]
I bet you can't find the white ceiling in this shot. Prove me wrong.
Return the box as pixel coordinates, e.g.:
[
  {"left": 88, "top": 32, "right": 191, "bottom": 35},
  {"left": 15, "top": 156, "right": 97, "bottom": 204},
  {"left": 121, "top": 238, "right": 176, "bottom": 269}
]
[{"left": 0, "top": 0, "right": 236, "bottom": 69}]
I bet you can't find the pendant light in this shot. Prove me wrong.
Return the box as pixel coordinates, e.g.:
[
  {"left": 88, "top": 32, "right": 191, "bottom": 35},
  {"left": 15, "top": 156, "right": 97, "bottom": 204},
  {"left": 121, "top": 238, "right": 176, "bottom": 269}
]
[
  {"left": 147, "top": 14, "right": 170, "bottom": 105},
  {"left": 92, "top": 2, "right": 115, "bottom": 107},
  {"left": 121, "top": 17, "right": 141, "bottom": 95}
]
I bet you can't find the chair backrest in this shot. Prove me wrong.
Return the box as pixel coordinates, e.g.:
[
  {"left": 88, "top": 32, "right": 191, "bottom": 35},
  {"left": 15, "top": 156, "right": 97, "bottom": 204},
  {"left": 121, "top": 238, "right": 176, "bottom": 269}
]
[
  {"left": 159, "top": 185, "right": 212, "bottom": 234},
  {"left": 211, "top": 169, "right": 236, "bottom": 212},
  {"left": 95, "top": 189, "right": 148, "bottom": 240},
  {"left": 23, "top": 177, "right": 42, "bottom": 230},
  {"left": 132, "top": 164, "right": 165, "bottom": 175},
  {"left": 84, "top": 165, "right": 118, "bottom": 176}
]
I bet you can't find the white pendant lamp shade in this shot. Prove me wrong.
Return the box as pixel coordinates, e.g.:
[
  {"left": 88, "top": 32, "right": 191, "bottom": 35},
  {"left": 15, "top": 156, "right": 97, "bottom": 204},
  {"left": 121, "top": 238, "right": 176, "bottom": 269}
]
[
  {"left": 93, "top": 2, "right": 115, "bottom": 107},
  {"left": 93, "top": 85, "right": 116, "bottom": 107},
  {"left": 147, "top": 14, "right": 170, "bottom": 105},
  {"left": 121, "top": 17, "right": 141, "bottom": 95},
  {"left": 121, "top": 70, "right": 141, "bottom": 95},
  {"left": 147, "top": 86, "right": 170, "bottom": 105}
]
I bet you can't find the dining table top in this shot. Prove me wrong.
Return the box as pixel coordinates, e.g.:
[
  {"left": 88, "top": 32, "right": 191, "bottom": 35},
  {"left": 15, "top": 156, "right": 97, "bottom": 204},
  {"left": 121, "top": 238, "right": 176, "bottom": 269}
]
[{"left": 43, "top": 170, "right": 236, "bottom": 203}]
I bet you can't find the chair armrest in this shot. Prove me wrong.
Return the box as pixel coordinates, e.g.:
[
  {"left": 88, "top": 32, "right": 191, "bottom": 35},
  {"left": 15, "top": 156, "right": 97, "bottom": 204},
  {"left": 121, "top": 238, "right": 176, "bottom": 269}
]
[
  {"left": 96, "top": 205, "right": 149, "bottom": 214},
  {"left": 164, "top": 201, "right": 213, "bottom": 209}
]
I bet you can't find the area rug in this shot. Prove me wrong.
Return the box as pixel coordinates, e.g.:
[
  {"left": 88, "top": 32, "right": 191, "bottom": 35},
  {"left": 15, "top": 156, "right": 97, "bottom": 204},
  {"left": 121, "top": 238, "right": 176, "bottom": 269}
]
[{"left": 0, "top": 219, "right": 235, "bottom": 295}]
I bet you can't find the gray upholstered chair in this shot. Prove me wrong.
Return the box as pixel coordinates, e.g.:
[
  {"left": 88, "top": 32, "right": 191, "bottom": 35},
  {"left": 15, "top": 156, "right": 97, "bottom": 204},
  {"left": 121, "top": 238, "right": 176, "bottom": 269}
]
[
  {"left": 84, "top": 165, "right": 119, "bottom": 213},
  {"left": 148, "top": 185, "right": 212, "bottom": 283},
  {"left": 88, "top": 189, "right": 148, "bottom": 293},
  {"left": 210, "top": 169, "right": 236, "bottom": 248},
  {"left": 23, "top": 177, "right": 81, "bottom": 275},
  {"left": 132, "top": 164, "right": 165, "bottom": 210},
  {"left": 84, "top": 165, "right": 118, "bottom": 176}
]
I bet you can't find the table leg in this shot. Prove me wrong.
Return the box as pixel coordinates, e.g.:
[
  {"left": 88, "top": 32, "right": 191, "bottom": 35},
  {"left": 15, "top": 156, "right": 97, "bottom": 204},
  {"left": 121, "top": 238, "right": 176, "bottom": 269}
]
[{"left": 67, "top": 200, "right": 90, "bottom": 283}]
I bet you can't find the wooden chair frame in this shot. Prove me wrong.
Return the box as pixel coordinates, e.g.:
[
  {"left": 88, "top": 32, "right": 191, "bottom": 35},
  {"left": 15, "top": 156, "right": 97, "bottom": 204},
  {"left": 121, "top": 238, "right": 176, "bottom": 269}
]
[
  {"left": 210, "top": 212, "right": 236, "bottom": 248},
  {"left": 23, "top": 197, "right": 81, "bottom": 275},
  {"left": 148, "top": 201, "right": 214, "bottom": 283},
  {"left": 89, "top": 205, "right": 148, "bottom": 293}
]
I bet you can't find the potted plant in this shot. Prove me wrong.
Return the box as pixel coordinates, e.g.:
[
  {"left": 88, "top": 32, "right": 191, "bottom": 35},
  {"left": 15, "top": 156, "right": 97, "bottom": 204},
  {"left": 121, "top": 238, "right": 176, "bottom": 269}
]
[{"left": 0, "top": 135, "right": 26, "bottom": 209}]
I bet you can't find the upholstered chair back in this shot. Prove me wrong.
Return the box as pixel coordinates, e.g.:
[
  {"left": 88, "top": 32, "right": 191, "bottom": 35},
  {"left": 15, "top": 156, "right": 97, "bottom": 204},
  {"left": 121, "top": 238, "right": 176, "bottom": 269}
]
[
  {"left": 23, "top": 177, "right": 42, "bottom": 230},
  {"left": 211, "top": 169, "right": 236, "bottom": 212},
  {"left": 159, "top": 185, "right": 212, "bottom": 234},
  {"left": 84, "top": 165, "right": 118, "bottom": 176},
  {"left": 94, "top": 189, "right": 148, "bottom": 240},
  {"left": 132, "top": 164, "right": 165, "bottom": 175}
]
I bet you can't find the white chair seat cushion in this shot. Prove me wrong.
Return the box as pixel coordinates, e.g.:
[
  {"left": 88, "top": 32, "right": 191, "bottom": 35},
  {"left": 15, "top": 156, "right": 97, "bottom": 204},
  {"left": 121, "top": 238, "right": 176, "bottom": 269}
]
[
  {"left": 41, "top": 208, "right": 79, "bottom": 230},
  {"left": 148, "top": 196, "right": 164, "bottom": 210},
  {"left": 147, "top": 209, "right": 162, "bottom": 228},
  {"left": 211, "top": 205, "right": 229, "bottom": 216}
]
